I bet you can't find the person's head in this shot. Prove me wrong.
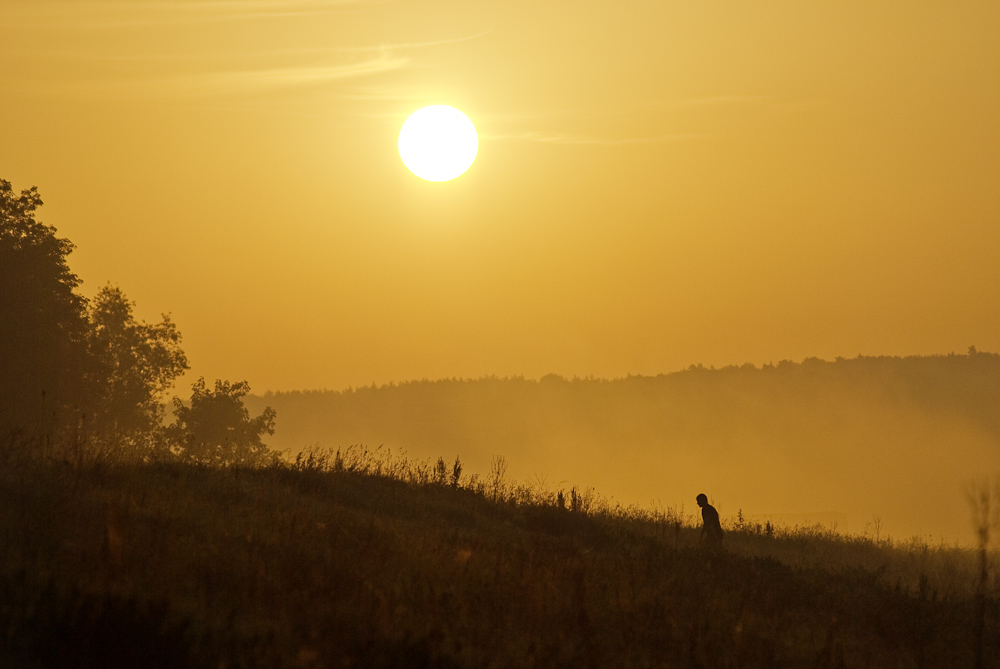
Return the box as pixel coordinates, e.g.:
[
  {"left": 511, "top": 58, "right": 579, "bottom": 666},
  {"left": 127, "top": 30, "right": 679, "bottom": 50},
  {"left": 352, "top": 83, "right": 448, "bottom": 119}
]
[{"left": 696, "top": 493, "right": 708, "bottom": 507}]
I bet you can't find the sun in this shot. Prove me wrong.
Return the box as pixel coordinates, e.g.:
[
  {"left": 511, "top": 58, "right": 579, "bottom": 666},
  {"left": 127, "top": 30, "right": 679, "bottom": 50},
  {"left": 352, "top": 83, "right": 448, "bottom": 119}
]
[{"left": 398, "top": 105, "right": 478, "bottom": 182}]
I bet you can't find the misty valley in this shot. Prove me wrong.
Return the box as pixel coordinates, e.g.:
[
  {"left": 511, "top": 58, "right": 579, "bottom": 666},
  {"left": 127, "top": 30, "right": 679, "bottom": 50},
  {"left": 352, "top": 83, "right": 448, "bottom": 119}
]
[{"left": 249, "top": 351, "right": 1000, "bottom": 544}]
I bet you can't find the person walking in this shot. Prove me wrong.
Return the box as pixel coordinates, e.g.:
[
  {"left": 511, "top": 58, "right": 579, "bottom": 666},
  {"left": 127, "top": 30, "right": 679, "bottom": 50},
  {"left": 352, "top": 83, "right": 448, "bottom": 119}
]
[{"left": 696, "top": 493, "right": 724, "bottom": 547}]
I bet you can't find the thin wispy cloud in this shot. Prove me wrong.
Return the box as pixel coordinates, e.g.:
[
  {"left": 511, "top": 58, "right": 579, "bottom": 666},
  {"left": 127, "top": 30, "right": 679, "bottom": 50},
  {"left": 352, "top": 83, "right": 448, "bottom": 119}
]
[
  {"left": 335, "top": 26, "right": 496, "bottom": 54},
  {"left": 219, "top": 52, "right": 409, "bottom": 91},
  {"left": 5, "top": 0, "right": 385, "bottom": 28},
  {"left": 477, "top": 96, "right": 766, "bottom": 146},
  {"left": 482, "top": 132, "right": 701, "bottom": 145},
  {"left": 336, "top": 85, "right": 417, "bottom": 103},
  {"left": 490, "top": 95, "right": 770, "bottom": 123},
  {"left": 2, "top": 2, "right": 491, "bottom": 102},
  {"left": 654, "top": 94, "right": 768, "bottom": 109},
  {"left": 43, "top": 50, "right": 411, "bottom": 99}
]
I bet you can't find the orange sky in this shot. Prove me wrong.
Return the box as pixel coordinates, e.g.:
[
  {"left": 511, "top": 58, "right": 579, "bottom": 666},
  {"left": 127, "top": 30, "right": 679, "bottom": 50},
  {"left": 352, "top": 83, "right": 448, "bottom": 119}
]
[{"left": 2, "top": 0, "right": 998, "bottom": 392}]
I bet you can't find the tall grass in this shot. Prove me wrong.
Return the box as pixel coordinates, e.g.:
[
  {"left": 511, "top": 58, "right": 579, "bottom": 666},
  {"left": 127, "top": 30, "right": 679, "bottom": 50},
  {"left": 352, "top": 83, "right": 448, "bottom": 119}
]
[{"left": 1, "top": 440, "right": 996, "bottom": 667}]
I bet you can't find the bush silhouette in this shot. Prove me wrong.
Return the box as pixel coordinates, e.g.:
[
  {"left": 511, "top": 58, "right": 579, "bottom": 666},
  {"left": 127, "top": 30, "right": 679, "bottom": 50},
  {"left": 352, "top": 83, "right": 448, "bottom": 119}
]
[{"left": 167, "top": 378, "right": 276, "bottom": 466}]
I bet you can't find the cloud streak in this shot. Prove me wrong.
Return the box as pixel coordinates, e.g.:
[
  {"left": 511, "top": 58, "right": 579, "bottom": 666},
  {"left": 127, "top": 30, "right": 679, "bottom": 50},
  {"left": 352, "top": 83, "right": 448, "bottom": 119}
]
[
  {"left": 216, "top": 52, "right": 409, "bottom": 91},
  {"left": 5, "top": 0, "right": 385, "bottom": 28},
  {"left": 42, "top": 50, "right": 411, "bottom": 99},
  {"left": 482, "top": 132, "right": 702, "bottom": 145},
  {"left": 489, "top": 96, "right": 770, "bottom": 124},
  {"left": 3, "top": 5, "right": 491, "bottom": 102},
  {"left": 478, "top": 96, "right": 767, "bottom": 146},
  {"left": 335, "top": 26, "right": 495, "bottom": 54}
]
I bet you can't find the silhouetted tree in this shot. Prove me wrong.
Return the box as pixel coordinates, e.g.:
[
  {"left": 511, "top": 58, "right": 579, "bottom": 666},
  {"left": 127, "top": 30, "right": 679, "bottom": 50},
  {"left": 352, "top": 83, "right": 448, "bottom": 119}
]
[
  {"left": 0, "top": 179, "right": 89, "bottom": 438},
  {"left": 85, "top": 284, "right": 188, "bottom": 454},
  {"left": 1, "top": 179, "right": 189, "bottom": 457},
  {"left": 167, "top": 378, "right": 277, "bottom": 466}
]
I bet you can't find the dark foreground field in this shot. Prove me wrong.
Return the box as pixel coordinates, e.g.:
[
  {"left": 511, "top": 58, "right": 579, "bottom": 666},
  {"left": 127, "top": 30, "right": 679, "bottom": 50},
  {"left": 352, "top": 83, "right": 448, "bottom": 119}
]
[{"left": 0, "top": 448, "right": 995, "bottom": 668}]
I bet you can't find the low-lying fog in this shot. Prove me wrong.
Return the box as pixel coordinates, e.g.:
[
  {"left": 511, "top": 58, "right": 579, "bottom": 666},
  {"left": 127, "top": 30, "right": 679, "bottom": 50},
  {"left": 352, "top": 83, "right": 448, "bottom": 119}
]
[{"left": 246, "top": 351, "right": 1000, "bottom": 544}]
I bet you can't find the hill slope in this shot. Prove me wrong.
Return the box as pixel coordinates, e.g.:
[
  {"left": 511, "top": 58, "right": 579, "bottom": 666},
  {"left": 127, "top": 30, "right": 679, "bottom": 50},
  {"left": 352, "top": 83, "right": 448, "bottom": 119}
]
[
  {"left": 0, "top": 456, "right": 992, "bottom": 668},
  {"left": 247, "top": 351, "right": 1000, "bottom": 542}
]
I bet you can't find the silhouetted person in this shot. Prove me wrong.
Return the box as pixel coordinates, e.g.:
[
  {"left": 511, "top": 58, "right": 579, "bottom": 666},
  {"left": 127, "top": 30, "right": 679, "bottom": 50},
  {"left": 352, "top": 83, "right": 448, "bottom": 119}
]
[{"left": 696, "top": 493, "right": 724, "bottom": 547}]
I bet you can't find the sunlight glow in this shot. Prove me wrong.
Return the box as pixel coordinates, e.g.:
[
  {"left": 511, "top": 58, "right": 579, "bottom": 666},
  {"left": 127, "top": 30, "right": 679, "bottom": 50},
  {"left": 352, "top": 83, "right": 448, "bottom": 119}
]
[{"left": 398, "top": 105, "right": 478, "bottom": 182}]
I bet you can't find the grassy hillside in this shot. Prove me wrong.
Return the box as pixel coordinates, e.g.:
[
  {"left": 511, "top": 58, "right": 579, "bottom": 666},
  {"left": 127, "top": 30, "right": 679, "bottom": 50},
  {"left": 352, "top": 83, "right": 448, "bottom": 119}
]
[
  {"left": 1, "top": 446, "right": 995, "bottom": 668},
  {"left": 247, "top": 351, "right": 1000, "bottom": 542}
]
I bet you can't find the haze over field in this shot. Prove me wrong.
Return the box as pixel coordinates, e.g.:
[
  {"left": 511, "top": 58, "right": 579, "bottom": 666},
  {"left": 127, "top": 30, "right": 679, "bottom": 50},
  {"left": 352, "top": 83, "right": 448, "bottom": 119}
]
[{"left": 246, "top": 351, "right": 1000, "bottom": 544}]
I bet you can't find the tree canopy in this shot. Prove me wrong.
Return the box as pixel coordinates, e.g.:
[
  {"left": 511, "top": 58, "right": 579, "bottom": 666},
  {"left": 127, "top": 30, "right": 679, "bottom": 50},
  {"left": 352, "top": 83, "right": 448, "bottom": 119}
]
[
  {"left": 0, "top": 179, "right": 88, "bottom": 436},
  {"left": 85, "top": 284, "right": 188, "bottom": 453},
  {"left": 1, "top": 178, "right": 275, "bottom": 465},
  {"left": 168, "top": 379, "right": 277, "bottom": 466}
]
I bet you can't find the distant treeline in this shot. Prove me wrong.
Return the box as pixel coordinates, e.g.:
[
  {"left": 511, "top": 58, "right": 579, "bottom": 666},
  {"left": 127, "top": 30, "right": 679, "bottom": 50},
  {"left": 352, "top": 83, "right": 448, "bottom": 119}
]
[
  {"left": 250, "top": 349, "right": 1000, "bottom": 454},
  {"left": 247, "top": 350, "right": 1000, "bottom": 541}
]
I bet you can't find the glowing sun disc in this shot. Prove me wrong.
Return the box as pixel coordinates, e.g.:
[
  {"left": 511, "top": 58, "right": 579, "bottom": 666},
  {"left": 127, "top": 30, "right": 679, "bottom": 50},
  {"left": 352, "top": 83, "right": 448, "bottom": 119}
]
[{"left": 398, "top": 105, "right": 478, "bottom": 182}]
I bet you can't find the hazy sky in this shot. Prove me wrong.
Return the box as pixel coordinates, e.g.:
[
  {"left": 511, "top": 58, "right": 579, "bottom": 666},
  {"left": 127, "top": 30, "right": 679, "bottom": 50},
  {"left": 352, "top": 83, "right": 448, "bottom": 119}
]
[{"left": 2, "top": 0, "right": 998, "bottom": 392}]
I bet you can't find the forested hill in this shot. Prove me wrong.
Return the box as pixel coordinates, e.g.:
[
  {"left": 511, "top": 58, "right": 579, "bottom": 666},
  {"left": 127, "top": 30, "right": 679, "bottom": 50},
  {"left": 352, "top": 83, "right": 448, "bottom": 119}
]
[{"left": 246, "top": 350, "right": 1000, "bottom": 543}]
